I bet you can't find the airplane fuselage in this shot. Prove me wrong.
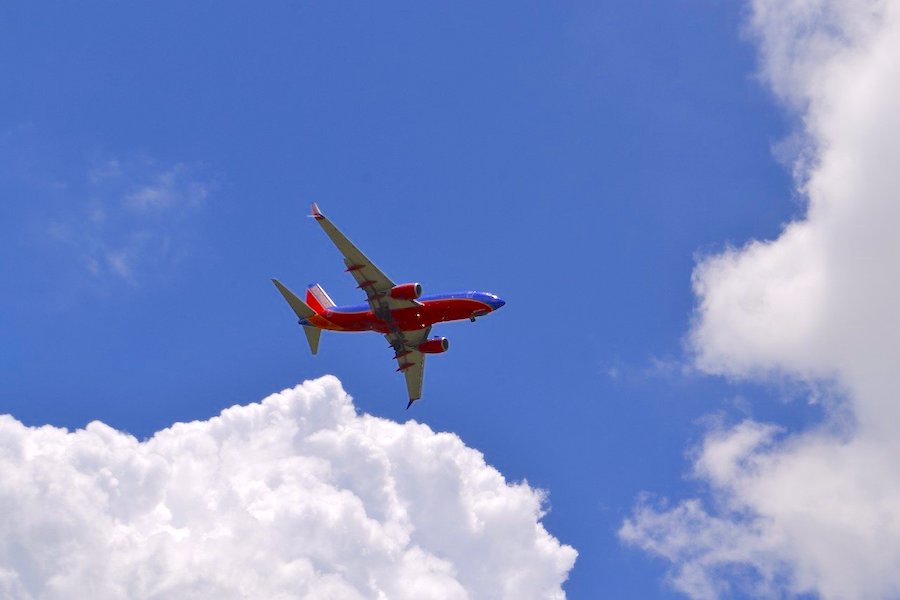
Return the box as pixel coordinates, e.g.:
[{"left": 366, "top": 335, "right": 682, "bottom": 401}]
[{"left": 300, "top": 291, "right": 505, "bottom": 333}]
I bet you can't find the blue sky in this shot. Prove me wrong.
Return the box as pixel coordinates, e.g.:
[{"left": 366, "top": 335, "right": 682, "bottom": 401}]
[{"left": 0, "top": 2, "right": 830, "bottom": 597}]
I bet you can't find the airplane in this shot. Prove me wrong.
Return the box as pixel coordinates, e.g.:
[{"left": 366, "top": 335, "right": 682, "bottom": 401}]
[{"left": 272, "top": 203, "right": 506, "bottom": 409}]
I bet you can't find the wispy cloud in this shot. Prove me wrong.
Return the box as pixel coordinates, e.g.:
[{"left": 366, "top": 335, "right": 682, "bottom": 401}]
[
  {"left": 116, "top": 161, "right": 209, "bottom": 212},
  {"left": 599, "top": 354, "right": 694, "bottom": 386},
  {"left": 48, "top": 156, "right": 213, "bottom": 287}
]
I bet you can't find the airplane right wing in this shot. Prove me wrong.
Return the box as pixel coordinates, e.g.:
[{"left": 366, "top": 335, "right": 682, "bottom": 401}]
[
  {"left": 309, "top": 204, "right": 419, "bottom": 318},
  {"left": 308, "top": 204, "right": 430, "bottom": 407},
  {"left": 311, "top": 203, "right": 394, "bottom": 294}
]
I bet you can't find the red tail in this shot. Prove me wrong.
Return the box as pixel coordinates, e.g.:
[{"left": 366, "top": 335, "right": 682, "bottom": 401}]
[
  {"left": 305, "top": 283, "right": 335, "bottom": 314},
  {"left": 306, "top": 289, "right": 325, "bottom": 313}
]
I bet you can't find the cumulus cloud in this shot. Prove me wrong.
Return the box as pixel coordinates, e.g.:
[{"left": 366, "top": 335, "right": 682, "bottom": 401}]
[
  {"left": 0, "top": 376, "right": 575, "bottom": 599},
  {"left": 622, "top": 1, "right": 900, "bottom": 598}
]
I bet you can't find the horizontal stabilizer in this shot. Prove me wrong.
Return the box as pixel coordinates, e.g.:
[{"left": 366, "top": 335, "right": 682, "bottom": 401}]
[
  {"left": 273, "top": 279, "right": 323, "bottom": 355},
  {"left": 303, "top": 325, "right": 321, "bottom": 355},
  {"left": 272, "top": 279, "right": 316, "bottom": 320}
]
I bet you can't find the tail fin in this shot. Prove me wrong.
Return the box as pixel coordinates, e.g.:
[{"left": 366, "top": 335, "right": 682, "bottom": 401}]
[
  {"left": 305, "top": 283, "right": 336, "bottom": 314},
  {"left": 272, "top": 279, "right": 322, "bottom": 355}
]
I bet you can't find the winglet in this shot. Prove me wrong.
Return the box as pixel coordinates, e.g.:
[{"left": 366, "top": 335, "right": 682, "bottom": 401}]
[
  {"left": 310, "top": 203, "right": 324, "bottom": 220},
  {"left": 406, "top": 399, "right": 416, "bottom": 410}
]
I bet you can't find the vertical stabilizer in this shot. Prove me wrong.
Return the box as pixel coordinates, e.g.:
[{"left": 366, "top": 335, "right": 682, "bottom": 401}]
[{"left": 306, "top": 283, "right": 336, "bottom": 313}]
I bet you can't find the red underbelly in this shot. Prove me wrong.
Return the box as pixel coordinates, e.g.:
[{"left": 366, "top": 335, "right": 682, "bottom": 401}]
[{"left": 320, "top": 298, "right": 491, "bottom": 332}]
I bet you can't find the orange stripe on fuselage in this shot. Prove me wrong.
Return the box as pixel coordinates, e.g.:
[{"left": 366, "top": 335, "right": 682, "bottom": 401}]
[{"left": 313, "top": 298, "right": 493, "bottom": 333}]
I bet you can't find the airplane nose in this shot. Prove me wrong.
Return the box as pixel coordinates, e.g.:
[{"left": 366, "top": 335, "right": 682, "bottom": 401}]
[{"left": 490, "top": 297, "right": 506, "bottom": 310}]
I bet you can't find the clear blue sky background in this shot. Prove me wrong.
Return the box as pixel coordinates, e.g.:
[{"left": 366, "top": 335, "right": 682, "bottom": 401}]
[{"left": 1, "top": 2, "right": 819, "bottom": 596}]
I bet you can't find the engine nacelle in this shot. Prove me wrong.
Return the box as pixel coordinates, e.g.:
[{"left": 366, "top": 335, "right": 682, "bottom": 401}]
[
  {"left": 390, "top": 282, "right": 422, "bottom": 300},
  {"left": 418, "top": 337, "right": 449, "bottom": 354}
]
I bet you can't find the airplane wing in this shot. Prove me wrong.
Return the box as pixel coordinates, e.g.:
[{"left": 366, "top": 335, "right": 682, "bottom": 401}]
[
  {"left": 310, "top": 203, "right": 419, "bottom": 316},
  {"left": 385, "top": 326, "right": 431, "bottom": 408}
]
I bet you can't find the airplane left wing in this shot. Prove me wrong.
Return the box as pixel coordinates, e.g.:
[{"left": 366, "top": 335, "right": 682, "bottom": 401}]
[
  {"left": 386, "top": 326, "right": 430, "bottom": 408},
  {"left": 310, "top": 203, "right": 419, "bottom": 316}
]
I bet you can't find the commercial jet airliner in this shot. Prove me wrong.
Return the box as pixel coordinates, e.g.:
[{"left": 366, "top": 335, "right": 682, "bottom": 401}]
[{"left": 273, "top": 204, "right": 506, "bottom": 408}]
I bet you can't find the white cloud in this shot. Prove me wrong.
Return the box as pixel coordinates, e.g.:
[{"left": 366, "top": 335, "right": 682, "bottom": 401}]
[
  {"left": 0, "top": 376, "right": 575, "bottom": 599},
  {"left": 622, "top": 1, "right": 900, "bottom": 598}
]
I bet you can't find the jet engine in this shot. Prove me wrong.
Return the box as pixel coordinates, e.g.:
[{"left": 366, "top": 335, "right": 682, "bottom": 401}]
[
  {"left": 390, "top": 283, "right": 422, "bottom": 300},
  {"left": 418, "top": 337, "right": 449, "bottom": 354}
]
